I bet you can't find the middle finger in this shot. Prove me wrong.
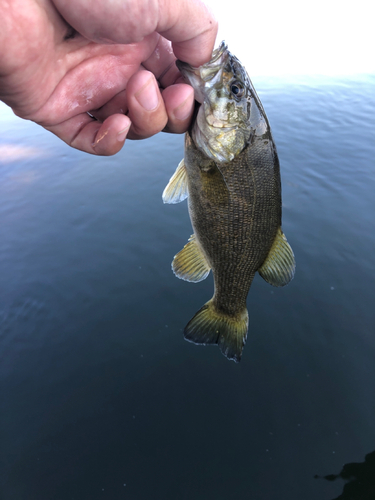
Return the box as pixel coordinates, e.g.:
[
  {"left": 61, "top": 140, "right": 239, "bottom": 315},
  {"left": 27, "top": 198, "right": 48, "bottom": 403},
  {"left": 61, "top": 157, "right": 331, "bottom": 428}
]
[{"left": 126, "top": 69, "right": 168, "bottom": 140}]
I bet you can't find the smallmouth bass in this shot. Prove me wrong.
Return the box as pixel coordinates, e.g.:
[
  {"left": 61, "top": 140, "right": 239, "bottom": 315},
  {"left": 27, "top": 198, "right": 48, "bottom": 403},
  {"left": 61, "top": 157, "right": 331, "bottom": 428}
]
[{"left": 163, "top": 42, "right": 295, "bottom": 362}]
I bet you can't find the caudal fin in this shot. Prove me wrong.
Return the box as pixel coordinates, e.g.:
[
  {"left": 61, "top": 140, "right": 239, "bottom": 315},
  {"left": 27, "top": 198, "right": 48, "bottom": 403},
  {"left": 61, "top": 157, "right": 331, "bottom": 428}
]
[{"left": 184, "top": 299, "right": 249, "bottom": 363}]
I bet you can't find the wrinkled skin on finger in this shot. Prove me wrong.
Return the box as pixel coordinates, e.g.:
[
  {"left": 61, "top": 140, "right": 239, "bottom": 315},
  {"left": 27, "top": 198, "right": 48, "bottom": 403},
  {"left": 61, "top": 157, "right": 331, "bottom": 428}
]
[{"left": 0, "top": 0, "right": 217, "bottom": 155}]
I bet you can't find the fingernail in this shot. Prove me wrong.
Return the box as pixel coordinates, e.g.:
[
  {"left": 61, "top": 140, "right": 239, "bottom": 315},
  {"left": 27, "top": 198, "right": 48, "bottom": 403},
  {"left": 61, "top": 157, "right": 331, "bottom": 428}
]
[
  {"left": 117, "top": 124, "right": 130, "bottom": 142},
  {"left": 135, "top": 78, "right": 159, "bottom": 111},
  {"left": 173, "top": 93, "right": 194, "bottom": 121}
]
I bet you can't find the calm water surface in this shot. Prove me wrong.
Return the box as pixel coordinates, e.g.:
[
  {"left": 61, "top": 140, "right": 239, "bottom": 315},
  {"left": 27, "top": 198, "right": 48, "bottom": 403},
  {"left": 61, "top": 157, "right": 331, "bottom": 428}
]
[{"left": 1, "top": 75, "right": 374, "bottom": 499}]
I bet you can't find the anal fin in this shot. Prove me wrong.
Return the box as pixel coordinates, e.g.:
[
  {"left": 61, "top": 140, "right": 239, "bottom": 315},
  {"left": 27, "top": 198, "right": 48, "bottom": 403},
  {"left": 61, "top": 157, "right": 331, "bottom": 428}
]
[
  {"left": 258, "top": 227, "right": 296, "bottom": 286},
  {"left": 172, "top": 234, "right": 211, "bottom": 283},
  {"left": 162, "top": 159, "right": 188, "bottom": 204}
]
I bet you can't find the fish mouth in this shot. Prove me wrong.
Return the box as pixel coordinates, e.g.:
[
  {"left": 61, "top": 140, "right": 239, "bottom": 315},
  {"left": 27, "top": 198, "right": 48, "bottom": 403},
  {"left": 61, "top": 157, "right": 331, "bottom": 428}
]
[
  {"left": 176, "top": 41, "right": 229, "bottom": 103},
  {"left": 209, "top": 40, "right": 228, "bottom": 64},
  {"left": 176, "top": 40, "right": 228, "bottom": 77}
]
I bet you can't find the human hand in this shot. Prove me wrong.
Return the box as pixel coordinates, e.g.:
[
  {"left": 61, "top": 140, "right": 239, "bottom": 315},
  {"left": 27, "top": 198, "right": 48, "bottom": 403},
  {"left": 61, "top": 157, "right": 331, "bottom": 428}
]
[{"left": 0, "top": 0, "right": 217, "bottom": 155}]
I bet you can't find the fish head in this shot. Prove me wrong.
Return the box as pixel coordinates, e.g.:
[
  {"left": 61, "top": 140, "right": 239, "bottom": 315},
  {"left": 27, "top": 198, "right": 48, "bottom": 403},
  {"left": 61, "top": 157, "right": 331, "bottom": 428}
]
[{"left": 177, "top": 41, "right": 267, "bottom": 163}]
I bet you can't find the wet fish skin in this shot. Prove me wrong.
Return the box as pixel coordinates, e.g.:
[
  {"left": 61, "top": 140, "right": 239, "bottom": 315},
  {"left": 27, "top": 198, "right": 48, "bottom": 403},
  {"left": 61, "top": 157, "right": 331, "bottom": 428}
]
[{"left": 163, "top": 42, "right": 295, "bottom": 362}]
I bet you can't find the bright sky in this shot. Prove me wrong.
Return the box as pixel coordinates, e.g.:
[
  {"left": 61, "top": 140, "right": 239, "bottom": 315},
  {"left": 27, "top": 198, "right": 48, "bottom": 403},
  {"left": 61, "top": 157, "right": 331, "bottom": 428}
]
[{"left": 204, "top": 0, "right": 374, "bottom": 77}]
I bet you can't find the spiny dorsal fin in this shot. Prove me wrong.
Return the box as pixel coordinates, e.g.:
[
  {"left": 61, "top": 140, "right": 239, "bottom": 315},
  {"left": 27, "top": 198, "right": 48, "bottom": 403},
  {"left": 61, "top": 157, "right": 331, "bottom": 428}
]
[
  {"left": 162, "top": 159, "right": 188, "bottom": 204},
  {"left": 184, "top": 299, "right": 249, "bottom": 363},
  {"left": 258, "top": 227, "right": 296, "bottom": 287},
  {"left": 172, "top": 234, "right": 211, "bottom": 283}
]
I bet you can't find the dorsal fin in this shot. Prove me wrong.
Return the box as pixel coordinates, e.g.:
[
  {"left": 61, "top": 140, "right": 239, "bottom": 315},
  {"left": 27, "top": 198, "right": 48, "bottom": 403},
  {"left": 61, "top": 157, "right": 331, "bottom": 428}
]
[
  {"left": 162, "top": 159, "right": 188, "bottom": 204},
  {"left": 258, "top": 227, "right": 295, "bottom": 286},
  {"left": 172, "top": 234, "right": 211, "bottom": 283}
]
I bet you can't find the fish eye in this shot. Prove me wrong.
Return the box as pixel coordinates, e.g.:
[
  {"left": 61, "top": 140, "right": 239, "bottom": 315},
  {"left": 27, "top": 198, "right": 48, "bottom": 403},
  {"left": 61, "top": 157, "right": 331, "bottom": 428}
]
[{"left": 230, "top": 81, "right": 244, "bottom": 98}]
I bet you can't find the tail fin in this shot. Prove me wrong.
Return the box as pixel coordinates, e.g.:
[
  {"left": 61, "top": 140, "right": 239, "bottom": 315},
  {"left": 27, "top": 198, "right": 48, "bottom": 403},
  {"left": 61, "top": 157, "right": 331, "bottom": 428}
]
[{"left": 184, "top": 299, "right": 249, "bottom": 363}]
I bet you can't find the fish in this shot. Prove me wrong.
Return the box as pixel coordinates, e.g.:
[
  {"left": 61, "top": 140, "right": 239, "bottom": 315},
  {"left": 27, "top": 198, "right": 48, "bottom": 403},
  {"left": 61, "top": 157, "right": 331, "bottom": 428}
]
[{"left": 162, "top": 41, "right": 295, "bottom": 363}]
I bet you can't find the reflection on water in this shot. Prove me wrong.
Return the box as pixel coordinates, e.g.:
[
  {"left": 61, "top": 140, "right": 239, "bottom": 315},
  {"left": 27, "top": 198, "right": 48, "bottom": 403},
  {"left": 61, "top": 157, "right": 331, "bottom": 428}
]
[
  {"left": 315, "top": 450, "right": 375, "bottom": 500},
  {"left": 0, "top": 144, "right": 46, "bottom": 162},
  {"left": 1, "top": 75, "right": 375, "bottom": 500}
]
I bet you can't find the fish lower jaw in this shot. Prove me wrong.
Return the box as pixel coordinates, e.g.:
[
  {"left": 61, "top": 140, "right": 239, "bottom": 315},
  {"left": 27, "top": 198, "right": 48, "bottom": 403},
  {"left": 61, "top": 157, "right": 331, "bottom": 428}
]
[
  {"left": 206, "top": 115, "right": 227, "bottom": 128},
  {"left": 193, "top": 120, "right": 238, "bottom": 163},
  {"left": 204, "top": 101, "right": 235, "bottom": 129},
  {"left": 192, "top": 126, "right": 234, "bottom": 163}
]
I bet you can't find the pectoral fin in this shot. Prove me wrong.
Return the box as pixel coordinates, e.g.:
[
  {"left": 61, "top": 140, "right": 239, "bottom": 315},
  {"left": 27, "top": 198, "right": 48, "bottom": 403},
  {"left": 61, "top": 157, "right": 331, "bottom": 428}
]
[
  {"left": 258, "top": 228, "right": 295, "bottom": 286},
  {"left": 172, "top": 234, "right": 211, "bottom": 283},
  {"left": 162, "top": 159, "right": 188, "bottom": 204}
]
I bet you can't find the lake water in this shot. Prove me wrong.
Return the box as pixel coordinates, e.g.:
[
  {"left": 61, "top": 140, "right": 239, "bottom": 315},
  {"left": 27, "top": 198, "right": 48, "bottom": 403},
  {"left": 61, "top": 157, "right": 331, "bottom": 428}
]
[{"left": 1, "top": 74, "right": 374, "bottom": 500}]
